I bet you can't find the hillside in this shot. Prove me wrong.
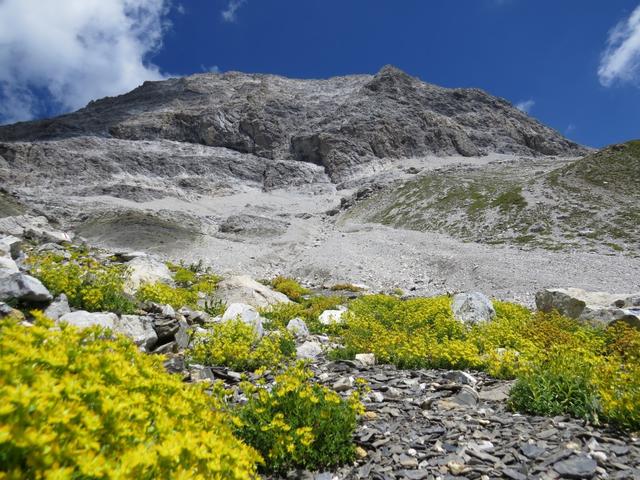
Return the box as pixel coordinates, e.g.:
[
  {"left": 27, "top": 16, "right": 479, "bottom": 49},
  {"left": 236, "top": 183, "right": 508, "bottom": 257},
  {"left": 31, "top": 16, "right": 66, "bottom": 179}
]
[{"left": 343, "top": 141, "right": 640, "bottom": 255}]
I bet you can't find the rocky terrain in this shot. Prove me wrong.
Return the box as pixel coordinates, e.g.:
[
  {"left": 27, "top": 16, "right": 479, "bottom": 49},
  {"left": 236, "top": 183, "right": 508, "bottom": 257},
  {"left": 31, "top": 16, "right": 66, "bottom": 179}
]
[{"left": 0, "top": 66, "right": 637, "bottom": 302}]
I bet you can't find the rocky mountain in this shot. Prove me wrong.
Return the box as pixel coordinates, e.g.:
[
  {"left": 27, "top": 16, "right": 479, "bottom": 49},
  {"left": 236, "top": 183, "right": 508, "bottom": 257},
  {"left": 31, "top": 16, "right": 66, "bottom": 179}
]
[
  {"left": 0, "top": 65, "right": 584, "bottom": 183},
  {"left": 0, "top": 66, "right": 637, "bottom": 303}
]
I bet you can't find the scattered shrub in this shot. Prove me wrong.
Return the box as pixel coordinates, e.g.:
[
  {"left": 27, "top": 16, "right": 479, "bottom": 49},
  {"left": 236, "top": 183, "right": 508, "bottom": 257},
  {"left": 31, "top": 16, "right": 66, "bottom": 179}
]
[
  {"left": 596, "top": 360, "right": 640, "bottom": 430},
  {"left": 0, "top": 314, "right": 261, "bottom": 479},
  {"left": 270, "top": 276, "right": 310, "bottom": 301},
  {"left": 27, "top": 250, "right": 136, "bottom": 314},
  {"left": 236, "top": 363, "right": 363, "bottom": 474},
  {"left": 330, "top": 283, "right": 364, "bottom": 292},
  {"left": 508, "top": 346, "right": 601, "bottom": 423},
  {"left": 189, "top": 319, "right": 295, "bottom": 371},
  {"left": 136, "top": 272, "right": 220, "bottom": 310}
]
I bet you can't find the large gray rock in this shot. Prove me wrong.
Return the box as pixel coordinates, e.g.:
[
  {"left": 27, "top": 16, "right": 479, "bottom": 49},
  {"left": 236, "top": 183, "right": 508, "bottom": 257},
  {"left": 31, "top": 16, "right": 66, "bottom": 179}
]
[
  {"left": 59, "top": 311, "right": 118, "bottom": 329},
  {"left": 116, "top": 315, "right": 158, "bottom": 350},
  {"left": 536, "top": 287, "right": 640, "bottom": 327},
  {"left": 451, "top": 292, "right": 496, "bottom": 325},
  {"left": 44, "top": 294, "right": 71, "bottom": 320},
  {"left": 215, "top": 275, "right": 290, "bottom": 308},
  {"left": 0, "top": 272, "right": 52, "bottom": 303},
  {"left": 221, "top": 302, "right": 264, "bottom": 337},
  {"left": 0, "top": 256, "right": 19, "bottom": 273},
  {"left": 0, "top": 235, "right": 22, "bottom": 259},
  {"left": 124, "top": 256, "right": 174, "bottom": 294}
]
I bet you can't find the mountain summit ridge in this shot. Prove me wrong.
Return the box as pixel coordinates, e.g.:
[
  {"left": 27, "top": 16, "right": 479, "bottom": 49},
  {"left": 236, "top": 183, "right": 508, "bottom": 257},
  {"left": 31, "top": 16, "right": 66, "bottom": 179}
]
[{"left": 0, "top": 65, "right": 585, "bottom": 181}]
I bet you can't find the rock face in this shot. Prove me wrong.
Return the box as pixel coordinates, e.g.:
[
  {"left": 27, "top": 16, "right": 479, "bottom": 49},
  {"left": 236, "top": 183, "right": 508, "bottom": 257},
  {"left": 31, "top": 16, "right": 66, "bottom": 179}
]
[
  {"left": 0, "top": 66, "right": 584, "bottom": 187},
  {"left": 536, "top": 287, "right": 640, "bottom": 327},
  {"left": 451, "top": 292, "right": 496, "bottom": 325},
  {"left": 215, "top": 275, "right": 290, "bottom": 308}
]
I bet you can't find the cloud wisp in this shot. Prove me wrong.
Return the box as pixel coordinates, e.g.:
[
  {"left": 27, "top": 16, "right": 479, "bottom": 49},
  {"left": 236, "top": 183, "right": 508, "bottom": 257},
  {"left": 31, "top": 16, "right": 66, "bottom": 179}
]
[
  {"left": 599, "top": 4, "right": 640, "bottom": 87},
  {"left": 515, "top": 99, "right": 535, "bottom": 114},
  {"left": 0, "top": 0, "right": 171, "bottom": 124},
  {"left": 221, "top": 0, "right": 247, "bottom": 23}
]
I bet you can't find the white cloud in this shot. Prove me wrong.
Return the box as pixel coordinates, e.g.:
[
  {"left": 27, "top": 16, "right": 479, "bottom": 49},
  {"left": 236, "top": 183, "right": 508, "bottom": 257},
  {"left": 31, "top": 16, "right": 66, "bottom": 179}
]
[
  {"left": 599, "top": 5, "right": 640, "bottom": 86},
  {"left": 515, "top": 99, "right": 535, "bottom": 113},
  {"left": 221, "top": 0, "right": 246, "bottom": 22},
  {"left": 0, "top": 0, "right": 171, "bottom": 124}
]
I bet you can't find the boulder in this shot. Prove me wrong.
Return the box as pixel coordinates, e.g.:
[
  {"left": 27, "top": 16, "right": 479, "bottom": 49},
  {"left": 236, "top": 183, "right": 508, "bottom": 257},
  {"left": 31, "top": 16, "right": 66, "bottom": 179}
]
[
  {"left": 286, "top": 317, "right": 309, "bottom": 337},
  {"left": 123, "top": 256, "right": 173, "bottom": 294},
  {"left": 318, "top": 307, "right": 347, "bottom": 325},
  {"left": 536, "top": 287, "right": 640, "bottom": 327},
  {"left": 221, "top": 302, "right": 264, "bottom": 337},
  {"left": 0, "top": 256, "right": 19, "bottom": 273},
  {"left": 44, "top": 294, "right": 71, "bottom": 320},
  {"left": 451, "top": 292, "right": 496, "bottom": 325},
  {"left": 0, "top": 235, "right": 22, "bottom": 259},
  {"left": 214, "top": 275, "right": 290, "bottom": 308},
  {"left": 296, "top": 340, "right": 323, "bottom": 359},
  {"left": 0, "top": 272, "right": 52, "bottom": 303},
  {"left": 355, "top": 353, "right": 376, "bottom": 366},
  {"left": 116, "top": 315, "right": 158, "bottom": 350},
  {"left": 59, "top": 311, "right": 118, "bottom": 329}
]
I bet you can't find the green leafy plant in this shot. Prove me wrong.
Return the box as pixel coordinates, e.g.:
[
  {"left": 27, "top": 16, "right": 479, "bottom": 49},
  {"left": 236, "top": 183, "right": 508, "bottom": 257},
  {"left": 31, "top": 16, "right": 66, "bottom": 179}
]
[
  {"left": 235, "top": 363, "right": 363, "bottom": 475},
  {"left": 189, "top": 319, "right": 295, "bottom": 371},
  {"left": 27, "top": 250, "right": 136, "bottom": 314},
  {"left": 270, "top": 276, "right": 310, "bottom": 301},
  {"left": 330, "top": 283, "right": 364, "bottom": 292},
  {"left": 0, "top": 313, "right": 261, "bottom": 479}
]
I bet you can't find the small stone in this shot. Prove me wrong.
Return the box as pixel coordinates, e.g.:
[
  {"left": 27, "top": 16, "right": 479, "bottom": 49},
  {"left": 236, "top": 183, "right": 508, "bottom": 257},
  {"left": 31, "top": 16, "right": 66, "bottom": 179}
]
[
  {"left": 363, "top": 411, "right": 378, "bottom": 420},
  {"left": 355, "top": 353, "right": 376, "bottom": 366},
  {"left": 447, "top": 461, "right": 467, "bottom": 475},
  {"left": 59, "top": 311, "right": 118, "bottom": 329},
  {"left": 318, "top": 307, "right": 347, "bottom": 325},
  {"left": 370, "top": 391, "right": 384, "bottom": 403},
  {"left": 553, "top": 456, "right": 598, "bottom": 478},
  {"left": 445, "top": 370, "right": 477, "bottom": 386},
  {"left": 355, "top": 446, "right": 367, "bottom": 459},
  {"left": 296, "top": 340, "right": 323, "bottom": 359},
  {"left": 44, "top": 294, "right": 71, "bottom": 321},
  {"left": 451, "top": 292, "right": 496, "bottom": 325},
  {"left": 333, "top": 376, "right": 354, "bottom": 392},
  {"left": 398, "top": 454, "right": 419, "bottom": 468},
  {"left": 286, "top": 317, "right": 309, "bottom": 337},
  {"left": 452, "top": 385, "right": 479, "bottom": 407}
]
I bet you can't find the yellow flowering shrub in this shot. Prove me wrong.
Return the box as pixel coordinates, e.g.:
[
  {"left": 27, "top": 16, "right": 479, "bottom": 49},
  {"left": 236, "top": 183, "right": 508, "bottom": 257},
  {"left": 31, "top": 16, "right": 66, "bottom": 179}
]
[
  {"left": 189, "top": 319, "right": 295, "bottom": 371},
  {"left": 27, "top": 249, "right": 136, "bottom": 314},
  {"left": 0, "top": 314, "right": 261, "bottom": 479},
  {"left": 270, "top": 276, "right": 310, "bottom": 301},
  {"left": 236, "top": 363, "right": 363, "bottom": 475},
  {"left": 596, "top": 360, "right": 640, "bottom": 430},
  {"left": 135, "top": 273, "right": 221, "bottom": 312}
]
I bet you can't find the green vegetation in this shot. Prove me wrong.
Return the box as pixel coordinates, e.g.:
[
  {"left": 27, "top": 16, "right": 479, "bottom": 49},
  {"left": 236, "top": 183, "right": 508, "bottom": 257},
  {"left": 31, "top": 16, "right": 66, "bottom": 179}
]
[
  {"left": 236, "top": 363, "right": 364, "bottom": 475},
  {"left": 270, "top": 276, "right": 310, "bottom": 301},
  {"left": 0, "top": 313, "right": 261, "bottom": 479},
  {"left": 330, "top": 283, "right": 364, "bottom": 292},
  {"left": 189, "top": 319, "right": 295, "bottom": 371},
  {"left": 28, "top": 247, "right": 136, "bottom": 314},
  {"left": 333, "top": 294, "right": 640, "bottom": 430}
]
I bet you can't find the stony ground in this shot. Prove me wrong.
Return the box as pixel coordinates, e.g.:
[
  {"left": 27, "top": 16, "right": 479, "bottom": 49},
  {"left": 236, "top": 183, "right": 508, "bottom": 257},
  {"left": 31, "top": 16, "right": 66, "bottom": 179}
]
[{"left": 181, "top": 350, "right": 640, "bottom": 480}]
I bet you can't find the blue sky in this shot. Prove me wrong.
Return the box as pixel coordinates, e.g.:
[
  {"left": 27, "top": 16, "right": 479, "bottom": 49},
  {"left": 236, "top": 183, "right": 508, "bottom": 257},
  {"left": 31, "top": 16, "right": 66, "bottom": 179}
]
[{"left": 1, "top": 1, "right": 640, "bottom": 148}]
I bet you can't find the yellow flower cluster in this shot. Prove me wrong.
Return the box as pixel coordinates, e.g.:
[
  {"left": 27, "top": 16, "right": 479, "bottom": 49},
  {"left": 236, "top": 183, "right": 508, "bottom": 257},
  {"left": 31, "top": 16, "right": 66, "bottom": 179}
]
[
  {"left": 0, "top": 314, "right": 261, "bottom": 479},
  {"left": 338, "top": 294, "right": 640, "bottom": 430},
  {"left": 270, "top": 276, "right": 310, "bottom": 301},
  {"left": 236, "top": 363, "right": 362, "bottom": 475},
  {"left": 28, "top": 249, "right": 136, "bottom": 314},
  {"left": 189, "top": 319, "right": 295, "bottom": 371}
]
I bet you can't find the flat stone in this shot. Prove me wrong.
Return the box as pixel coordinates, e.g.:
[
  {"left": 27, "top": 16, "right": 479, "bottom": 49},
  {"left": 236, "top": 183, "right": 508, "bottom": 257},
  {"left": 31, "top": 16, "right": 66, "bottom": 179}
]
[
  {"left": 214, "top": 275, "right": 290, "bottom": 308},
  {"left": 44, "top": 294, "right": 71, "bottom": 320},
  {"left": 59, "top": 311, "right": 118, "bottom": 329},
  {"left": 333, "top": 376, "right": 354, "bottom": 392},
  {"left": 553, "top": 456, "right": 598, "bottom": 478},
  {"left": 296, "top": 340, "right": 323, "bottom": 359},
  {"left": 355, "top": 353, "right": 376, "bottom": 366}
]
